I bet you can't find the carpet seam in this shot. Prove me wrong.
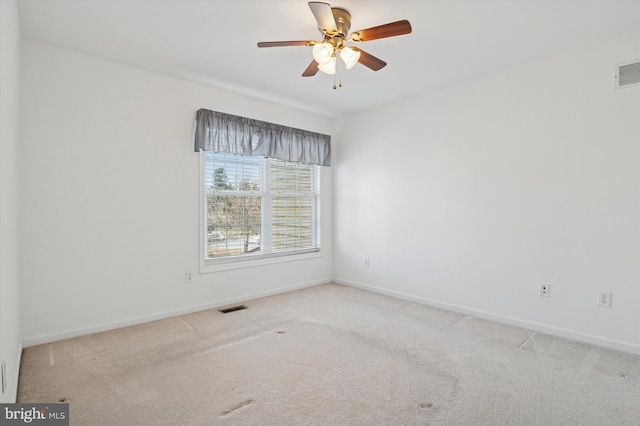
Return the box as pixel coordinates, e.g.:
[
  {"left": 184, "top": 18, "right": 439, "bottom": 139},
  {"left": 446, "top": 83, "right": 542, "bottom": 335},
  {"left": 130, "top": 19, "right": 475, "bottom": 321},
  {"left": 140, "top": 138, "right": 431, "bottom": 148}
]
[
  {"left": 49, "top": 330, "right": 195, "bottom": 365},
  {"left": 518, "top": 331, "right": 536, "bottom": 349},
  {"left": 176, "top": 315, "right": 195, "bottom": 331},
  {"left": 450, "top": 315, "right": 471, "bottom": 329}
]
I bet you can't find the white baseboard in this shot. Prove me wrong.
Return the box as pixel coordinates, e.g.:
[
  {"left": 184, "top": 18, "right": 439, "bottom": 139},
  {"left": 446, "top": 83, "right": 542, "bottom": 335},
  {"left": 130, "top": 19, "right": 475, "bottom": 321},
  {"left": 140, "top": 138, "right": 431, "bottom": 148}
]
[
  {"left": 333, "top": 277, "right": 640, "bottom": 356},
  {"left": 22, "top": 278, "right": 331, "bottom": 348}
]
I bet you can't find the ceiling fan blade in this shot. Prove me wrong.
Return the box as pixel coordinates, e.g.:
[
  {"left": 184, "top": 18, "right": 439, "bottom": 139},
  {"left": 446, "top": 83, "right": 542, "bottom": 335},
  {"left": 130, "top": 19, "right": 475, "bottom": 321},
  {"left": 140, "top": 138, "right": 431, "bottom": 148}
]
[
  {"left": 308, "top": 2, "right": 338, "bottom": 34},
  {"left": 257, "top": 41, "right": 311, "bottom": 48},
  {"left": 302, "top": 60, "right": 319, "bottom": 77},
  {"left": 352, "top": 47, "right": 387, "bottom": 71},
  {"left": 349, "top": 20, "right": 412, "bottom": 42}
]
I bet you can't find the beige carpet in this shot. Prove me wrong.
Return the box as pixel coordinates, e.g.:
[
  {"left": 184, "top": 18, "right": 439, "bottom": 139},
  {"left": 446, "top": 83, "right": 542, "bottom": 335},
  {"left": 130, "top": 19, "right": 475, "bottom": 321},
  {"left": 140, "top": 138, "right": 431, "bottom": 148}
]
[{"left": 18, "top": 283, "right": 640, "bottom": 425}]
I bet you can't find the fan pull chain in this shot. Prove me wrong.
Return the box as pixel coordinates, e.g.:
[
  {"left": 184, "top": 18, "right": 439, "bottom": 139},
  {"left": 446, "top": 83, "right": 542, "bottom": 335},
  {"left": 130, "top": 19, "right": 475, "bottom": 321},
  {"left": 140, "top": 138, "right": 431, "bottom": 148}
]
[{"left": 333, "top": 56, "right": 343, "bottom": 90}]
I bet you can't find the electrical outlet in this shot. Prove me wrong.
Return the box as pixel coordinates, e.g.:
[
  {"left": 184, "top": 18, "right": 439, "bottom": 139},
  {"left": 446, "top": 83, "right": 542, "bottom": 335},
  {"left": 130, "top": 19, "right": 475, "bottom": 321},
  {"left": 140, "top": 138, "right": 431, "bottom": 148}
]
[
  {"left": 539, "top": 284, "right": 550, "bottom": 297},
  {"left": 364, "top": 258, "right": 370, "bottom": 267},
  {"left": 597, "top": 291, "right": 612, "bottom": 308},
  {"left": 185, "top": 270, "right": 194, "bottom": 284}
]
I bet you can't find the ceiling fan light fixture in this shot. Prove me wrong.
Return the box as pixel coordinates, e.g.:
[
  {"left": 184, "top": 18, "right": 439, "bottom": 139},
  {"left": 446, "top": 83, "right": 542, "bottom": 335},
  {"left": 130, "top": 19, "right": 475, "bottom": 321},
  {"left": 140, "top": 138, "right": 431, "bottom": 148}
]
[
  {"left": 312, "top": 42, "right": 335, "bottom": 65},
  {"left": 317, "top": 56, "right": 337, "bottom": 75},
  {"left": 257, "top": 2, "right": 412, "bottom": 84},
  {"left": 340, "top": 46, "right": 361, "bottom": 69}
]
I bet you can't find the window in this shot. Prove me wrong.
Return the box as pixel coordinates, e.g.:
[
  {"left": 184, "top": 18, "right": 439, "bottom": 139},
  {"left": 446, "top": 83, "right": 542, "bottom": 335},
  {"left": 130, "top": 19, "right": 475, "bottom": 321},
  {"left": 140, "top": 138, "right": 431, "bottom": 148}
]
[
  {"left": 194, "top": 108, "right": 330, "bottom": 271},
  {"left": 203, "top": 151, "right": 320, "bottom": 266}
]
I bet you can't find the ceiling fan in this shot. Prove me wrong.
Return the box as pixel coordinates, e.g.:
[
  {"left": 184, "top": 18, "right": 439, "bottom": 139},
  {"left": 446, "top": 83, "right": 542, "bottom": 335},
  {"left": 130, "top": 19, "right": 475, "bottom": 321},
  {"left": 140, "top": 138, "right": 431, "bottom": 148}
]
[{"left": 257, "top": 2, "right": 412, "bottom": 87}]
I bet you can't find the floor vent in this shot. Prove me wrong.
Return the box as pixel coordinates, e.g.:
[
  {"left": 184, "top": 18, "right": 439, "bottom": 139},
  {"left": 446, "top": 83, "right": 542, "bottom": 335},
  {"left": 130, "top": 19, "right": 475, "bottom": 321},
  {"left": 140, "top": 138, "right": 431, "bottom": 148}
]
[
  {"left": 219, "top": 305, "right": 248, "bottom": 314},
  {"left": 615, "top": 59, "right": 640, "bottom": 89}
]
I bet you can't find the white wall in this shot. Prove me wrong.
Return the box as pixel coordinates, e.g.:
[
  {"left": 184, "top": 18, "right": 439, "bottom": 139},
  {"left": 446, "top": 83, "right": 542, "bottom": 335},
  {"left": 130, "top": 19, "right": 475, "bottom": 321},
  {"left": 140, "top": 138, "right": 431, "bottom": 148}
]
[
  {"left": 0, "top": 0, "right": 22, "bottom": 403},
  {"left": 334, "top": 32, "right": 640, "bottom": 354},
  {"left": 19, "top": 41, "right": 333, "bottom": 345}
]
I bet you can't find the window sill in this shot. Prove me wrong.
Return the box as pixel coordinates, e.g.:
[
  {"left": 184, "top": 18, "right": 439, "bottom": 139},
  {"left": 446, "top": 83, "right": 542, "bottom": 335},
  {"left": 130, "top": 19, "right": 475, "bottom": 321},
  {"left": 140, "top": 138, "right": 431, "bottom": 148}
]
[{"left": 200, "top": 250, "right": 322, "bottom": 273}]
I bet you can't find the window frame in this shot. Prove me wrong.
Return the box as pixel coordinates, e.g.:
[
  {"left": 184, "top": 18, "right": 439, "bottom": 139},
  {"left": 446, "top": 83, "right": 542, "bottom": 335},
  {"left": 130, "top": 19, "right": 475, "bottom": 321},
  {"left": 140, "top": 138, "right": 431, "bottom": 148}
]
[{"left": 199, "top": 153, "right": 322, "bottom": 273}]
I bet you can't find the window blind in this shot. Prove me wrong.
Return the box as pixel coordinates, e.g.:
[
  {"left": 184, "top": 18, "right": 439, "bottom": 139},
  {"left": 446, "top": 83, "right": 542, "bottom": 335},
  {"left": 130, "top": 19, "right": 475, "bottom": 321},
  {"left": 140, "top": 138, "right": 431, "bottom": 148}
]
[{"left": 205, "top": 152, "right": 319, "bottom": 261}]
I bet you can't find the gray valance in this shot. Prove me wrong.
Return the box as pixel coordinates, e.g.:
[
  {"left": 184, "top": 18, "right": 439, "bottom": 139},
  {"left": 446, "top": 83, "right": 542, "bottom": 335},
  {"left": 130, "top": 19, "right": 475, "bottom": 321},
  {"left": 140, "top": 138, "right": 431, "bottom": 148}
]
[{"left": 194, "top": 109, "right": 331, "bottom": 166}]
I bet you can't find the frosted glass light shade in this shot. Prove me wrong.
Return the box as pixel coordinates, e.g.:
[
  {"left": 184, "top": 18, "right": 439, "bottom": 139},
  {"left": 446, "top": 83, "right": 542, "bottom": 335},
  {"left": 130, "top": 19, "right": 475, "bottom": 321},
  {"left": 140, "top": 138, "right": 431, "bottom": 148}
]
[
  {"left": 317, "top": 57, "right": 336, "bottom": 75},
  {"left": 340, "top": 46, "right": 361, "bottom": 69},
  {"left": 312, "top": 43, "right": 335, "bottom": 65}
]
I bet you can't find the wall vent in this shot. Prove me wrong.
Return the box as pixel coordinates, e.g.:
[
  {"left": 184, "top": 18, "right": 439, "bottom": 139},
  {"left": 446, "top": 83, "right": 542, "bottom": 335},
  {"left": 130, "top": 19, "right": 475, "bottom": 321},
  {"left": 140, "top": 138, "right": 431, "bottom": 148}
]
[{"left": 615, "top": 59, "right": 640, "bottom": 89}]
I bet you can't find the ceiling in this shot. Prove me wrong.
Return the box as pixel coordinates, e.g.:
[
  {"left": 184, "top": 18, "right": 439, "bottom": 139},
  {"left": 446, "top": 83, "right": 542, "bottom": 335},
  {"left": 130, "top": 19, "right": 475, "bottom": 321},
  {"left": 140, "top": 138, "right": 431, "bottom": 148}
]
[{"left": 17, "top": 0, "right": 640, "bottom": 117}]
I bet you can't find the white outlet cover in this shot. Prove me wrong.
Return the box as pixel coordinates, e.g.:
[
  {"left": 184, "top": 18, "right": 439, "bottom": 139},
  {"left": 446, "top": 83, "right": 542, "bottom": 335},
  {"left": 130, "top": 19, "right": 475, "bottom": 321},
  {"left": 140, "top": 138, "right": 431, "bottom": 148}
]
[
  {"left": 597, "top": 292, "right": 612, "bottom": 308},
  {"left": 539, "top": 284, "right": 550, "bottom": 297}
]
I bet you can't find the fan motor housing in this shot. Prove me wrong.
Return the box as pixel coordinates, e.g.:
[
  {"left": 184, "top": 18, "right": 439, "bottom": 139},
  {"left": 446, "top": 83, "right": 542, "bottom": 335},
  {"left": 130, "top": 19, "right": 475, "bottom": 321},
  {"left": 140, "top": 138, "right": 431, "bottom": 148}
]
[{"left": 331, "top": 7, "right": 351, "bottom": 37}]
